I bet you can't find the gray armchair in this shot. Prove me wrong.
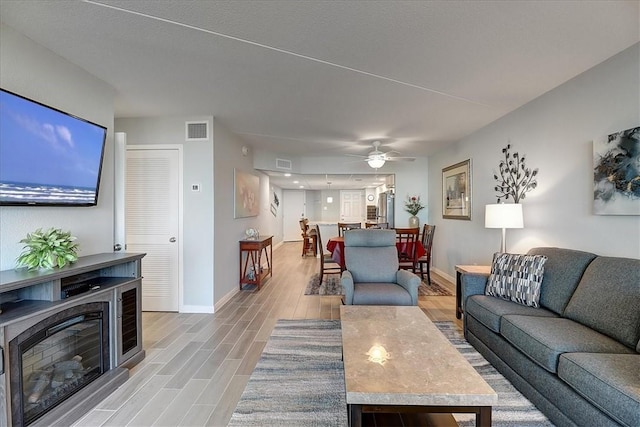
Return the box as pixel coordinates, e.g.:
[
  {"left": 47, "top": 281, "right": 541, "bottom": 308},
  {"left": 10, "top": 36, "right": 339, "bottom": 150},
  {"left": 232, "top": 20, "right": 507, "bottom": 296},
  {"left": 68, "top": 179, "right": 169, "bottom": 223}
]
[{"left": 341, "top": 229, "right": 420, "bottom": 305}]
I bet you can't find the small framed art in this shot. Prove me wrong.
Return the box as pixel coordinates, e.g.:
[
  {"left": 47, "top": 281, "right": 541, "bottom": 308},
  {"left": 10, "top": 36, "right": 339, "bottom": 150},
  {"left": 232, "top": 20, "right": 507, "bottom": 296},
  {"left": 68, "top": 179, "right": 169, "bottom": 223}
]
[
  {"left": 234, "top": 169, "right": 260, "bottom": 218},
  {"left": 442, "top": 159, "right": 472, "bottom": 220}
]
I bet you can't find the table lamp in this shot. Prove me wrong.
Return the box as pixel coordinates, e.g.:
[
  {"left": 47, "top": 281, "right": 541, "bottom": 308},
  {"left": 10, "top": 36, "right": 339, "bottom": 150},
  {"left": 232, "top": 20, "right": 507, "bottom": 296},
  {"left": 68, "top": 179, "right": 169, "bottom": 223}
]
[{"left": 485, "top": 203, "right": 524, "bottom": 253}]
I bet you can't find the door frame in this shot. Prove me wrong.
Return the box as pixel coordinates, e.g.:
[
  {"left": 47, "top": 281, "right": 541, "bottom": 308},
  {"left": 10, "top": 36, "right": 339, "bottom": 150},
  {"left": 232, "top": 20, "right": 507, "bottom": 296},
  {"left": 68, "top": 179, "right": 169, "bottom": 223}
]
[{"left": 119, "top": 143, "right": 184, "bottom": 312}]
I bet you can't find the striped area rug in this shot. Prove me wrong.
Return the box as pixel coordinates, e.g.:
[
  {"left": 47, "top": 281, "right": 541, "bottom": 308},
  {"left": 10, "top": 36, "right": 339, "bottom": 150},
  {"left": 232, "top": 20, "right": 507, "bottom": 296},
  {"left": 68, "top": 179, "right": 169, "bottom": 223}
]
[
  {"left": 435, "top": 321, "right": 554, "bottom": 427},
  {"left": 230, "top": 319, "right": 554, "bottom": 427},
  {"left": 228, "top": 319, "right": 347, "bottom": 426}
]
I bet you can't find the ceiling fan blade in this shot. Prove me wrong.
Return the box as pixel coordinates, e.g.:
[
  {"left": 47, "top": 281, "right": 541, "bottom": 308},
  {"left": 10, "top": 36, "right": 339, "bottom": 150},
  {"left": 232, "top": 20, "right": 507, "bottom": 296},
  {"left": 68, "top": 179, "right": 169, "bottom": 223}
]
[
  {"left": 344, "top": 153, "right": 369, "bottom": 159},
  {"left": 386, "top": 156, "right": 416, "bottom": 162}
]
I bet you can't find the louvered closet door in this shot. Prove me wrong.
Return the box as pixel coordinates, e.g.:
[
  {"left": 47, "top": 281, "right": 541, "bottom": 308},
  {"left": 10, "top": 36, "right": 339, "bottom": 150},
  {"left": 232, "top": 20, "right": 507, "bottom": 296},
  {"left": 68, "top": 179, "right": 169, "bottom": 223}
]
[{"left": 126, "top": 148, "right": 180, "bottom": 311}]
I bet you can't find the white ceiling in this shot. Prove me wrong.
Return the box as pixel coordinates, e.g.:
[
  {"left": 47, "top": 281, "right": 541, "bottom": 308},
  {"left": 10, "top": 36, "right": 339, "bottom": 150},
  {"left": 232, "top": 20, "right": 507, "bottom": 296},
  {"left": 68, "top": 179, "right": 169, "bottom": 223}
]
[{"left": 1, "top": 1, "right": 638, "bottom": 163}]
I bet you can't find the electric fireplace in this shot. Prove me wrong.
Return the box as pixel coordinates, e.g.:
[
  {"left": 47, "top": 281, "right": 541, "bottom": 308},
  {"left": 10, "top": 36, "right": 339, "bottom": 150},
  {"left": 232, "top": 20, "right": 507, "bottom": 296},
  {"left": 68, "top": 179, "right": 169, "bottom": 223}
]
[{"left": 9, "top": 303, "right": 110, "bottom": 426}]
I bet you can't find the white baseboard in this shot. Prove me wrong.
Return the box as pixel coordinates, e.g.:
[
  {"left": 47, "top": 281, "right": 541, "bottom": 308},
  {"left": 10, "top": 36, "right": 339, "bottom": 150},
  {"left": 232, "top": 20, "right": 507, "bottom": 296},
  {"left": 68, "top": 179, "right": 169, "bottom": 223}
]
[
  {"left": 179, "top": 304, "right": 214, "bottom": 314},
  {"left": 432, "top": 267, "right": 456, "bottom": 293},
  {"left": 214, "top": 286, "right": 240, "bottom": 312},
  {"left": 433, "top": 267, "right": 455, "bottom": 284}
]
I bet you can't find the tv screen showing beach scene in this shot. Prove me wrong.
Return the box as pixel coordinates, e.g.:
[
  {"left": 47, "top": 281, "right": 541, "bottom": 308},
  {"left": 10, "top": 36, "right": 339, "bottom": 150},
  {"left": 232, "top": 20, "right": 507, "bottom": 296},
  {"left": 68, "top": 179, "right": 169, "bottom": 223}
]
[{"left": 0, "top": 89, "right": 107, "bottom": 206}]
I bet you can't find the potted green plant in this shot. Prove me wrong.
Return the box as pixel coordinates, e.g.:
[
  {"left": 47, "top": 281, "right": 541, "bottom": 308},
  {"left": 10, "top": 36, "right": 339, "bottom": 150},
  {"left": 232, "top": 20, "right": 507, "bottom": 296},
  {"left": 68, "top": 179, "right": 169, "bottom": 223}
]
[{"left": 16, "top": 227, "right": 79, "bottom": 270}]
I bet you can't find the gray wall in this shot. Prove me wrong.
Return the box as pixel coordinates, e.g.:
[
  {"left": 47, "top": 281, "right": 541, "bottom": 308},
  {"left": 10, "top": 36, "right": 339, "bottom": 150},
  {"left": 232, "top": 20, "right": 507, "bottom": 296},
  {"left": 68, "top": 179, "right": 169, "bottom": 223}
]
[
  {"left": 428, "top": 43, "right": 640, "bottom": 280},
  {"left": 115, "top": 116, "right": 215, "bottom": 311},
  {"left": 213, "top": 120, "right": 281, "bottom": 307},
  {"left": 0, "top": 24, "right": 116, "bottom": 270}
]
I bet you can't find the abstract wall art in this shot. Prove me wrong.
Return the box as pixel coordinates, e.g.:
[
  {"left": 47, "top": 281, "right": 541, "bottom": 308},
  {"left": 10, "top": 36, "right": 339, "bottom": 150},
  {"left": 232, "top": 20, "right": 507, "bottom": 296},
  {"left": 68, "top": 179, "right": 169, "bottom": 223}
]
[
  {"left": 593, "top": 126, "right": 640, "bottom": 215},
  {"left": 234, "top": 169, "right": 260, "bottom": 218}
]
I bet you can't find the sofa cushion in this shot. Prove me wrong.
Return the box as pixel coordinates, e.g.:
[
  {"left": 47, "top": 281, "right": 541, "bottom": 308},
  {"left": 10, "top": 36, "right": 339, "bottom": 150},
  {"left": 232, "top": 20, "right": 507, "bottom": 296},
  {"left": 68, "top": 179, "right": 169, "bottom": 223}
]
[
  {"left": 501, "top": 315, "right": 634, "bottom": 373},
  {"left": 485, "top": 252, "right": 547, "bottom": 307},
  {"left": 526, "top": 247, "right": 597, "bottom": 314},
  {"left": 558, "top": 353, "right": 640, "bottom": 427},
  {"left": 466, "top": 295, "right": 557, "bottom": 333},
  {"left": 564, "top": 256, "right": 640, "bottom": 349},
  {"left": 352, "top": 282, "right": 412, "bottom": 305}
]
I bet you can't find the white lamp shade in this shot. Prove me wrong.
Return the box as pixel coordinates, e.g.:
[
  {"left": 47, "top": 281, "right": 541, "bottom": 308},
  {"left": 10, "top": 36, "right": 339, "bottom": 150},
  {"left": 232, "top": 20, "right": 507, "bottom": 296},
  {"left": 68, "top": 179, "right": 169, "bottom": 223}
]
[
  {"left": 485, "top": 204, "right": 524, "bottom": 229},
  {"left": 367, "top": 156, "right": 385, "bottom": 169}
]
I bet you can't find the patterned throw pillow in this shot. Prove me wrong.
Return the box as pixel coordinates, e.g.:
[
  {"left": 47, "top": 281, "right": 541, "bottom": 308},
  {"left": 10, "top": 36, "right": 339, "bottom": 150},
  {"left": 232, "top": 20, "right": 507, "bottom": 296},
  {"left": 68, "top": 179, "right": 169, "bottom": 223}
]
[{"left": 485, "top": 252, "right": 548, "bottom": 308}]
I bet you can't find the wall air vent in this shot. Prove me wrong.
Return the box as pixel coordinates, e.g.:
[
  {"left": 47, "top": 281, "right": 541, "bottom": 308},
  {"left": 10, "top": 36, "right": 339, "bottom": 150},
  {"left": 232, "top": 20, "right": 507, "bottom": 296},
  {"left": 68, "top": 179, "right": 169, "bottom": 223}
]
[
  {"left": 276, "top": 158, "right": 292, "bottom": 170},
  {"left": 185, "top": 121, "right": 209, "bottom": 141}
]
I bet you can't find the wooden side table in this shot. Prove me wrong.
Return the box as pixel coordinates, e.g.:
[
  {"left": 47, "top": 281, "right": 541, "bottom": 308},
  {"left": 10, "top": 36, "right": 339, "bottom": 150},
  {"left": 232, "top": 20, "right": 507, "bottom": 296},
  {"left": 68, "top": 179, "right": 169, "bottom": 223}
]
[
  {"left": 239, "top": 235, "right": 273, "bottom": 291},
  {"left": 455, "top": 265, "right": 491, "bottom": 319}
]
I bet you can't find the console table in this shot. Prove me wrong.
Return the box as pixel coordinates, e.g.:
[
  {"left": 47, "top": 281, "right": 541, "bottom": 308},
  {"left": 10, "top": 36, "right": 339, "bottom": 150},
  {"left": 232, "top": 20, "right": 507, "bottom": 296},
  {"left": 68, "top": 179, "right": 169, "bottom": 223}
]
[
  {"left": 455, "top": 265, "right": 491, "bottom": 319},
  {"left": 239, "top": 236, "right": 273, "bottom": 291}
]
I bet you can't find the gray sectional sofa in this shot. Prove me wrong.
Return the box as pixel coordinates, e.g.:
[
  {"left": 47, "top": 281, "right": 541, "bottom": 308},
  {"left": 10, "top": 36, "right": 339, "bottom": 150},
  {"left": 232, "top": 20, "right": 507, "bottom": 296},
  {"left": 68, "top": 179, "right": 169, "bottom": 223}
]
[{"left": 461, "top": 247, "right": 640, "bottom": 427}]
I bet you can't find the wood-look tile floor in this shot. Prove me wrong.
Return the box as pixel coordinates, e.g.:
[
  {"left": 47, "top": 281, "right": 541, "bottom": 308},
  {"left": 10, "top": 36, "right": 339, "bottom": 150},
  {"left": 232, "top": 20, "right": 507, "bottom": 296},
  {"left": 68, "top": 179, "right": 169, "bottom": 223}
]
[{"left": 73, "top": 242, "right": 461, "bottom": 427}]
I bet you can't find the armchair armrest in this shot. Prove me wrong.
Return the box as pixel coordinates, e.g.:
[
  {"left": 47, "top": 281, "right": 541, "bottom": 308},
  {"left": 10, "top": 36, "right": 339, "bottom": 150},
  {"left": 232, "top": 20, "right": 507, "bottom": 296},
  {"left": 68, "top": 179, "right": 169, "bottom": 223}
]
[
  {"left": 396, "top": 269, "right": 421, "bottom": 305},
  {"left": 341, "top": 270, "right": 355, "bottom": 305}
]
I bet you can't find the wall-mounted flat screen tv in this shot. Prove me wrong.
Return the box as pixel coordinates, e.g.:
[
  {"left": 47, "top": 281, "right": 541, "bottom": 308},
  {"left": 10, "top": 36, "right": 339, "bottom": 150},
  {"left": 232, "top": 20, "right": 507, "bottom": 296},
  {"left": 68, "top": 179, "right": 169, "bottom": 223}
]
[{"left": 0, "top": 88, "right": 107, "bottom": 206}]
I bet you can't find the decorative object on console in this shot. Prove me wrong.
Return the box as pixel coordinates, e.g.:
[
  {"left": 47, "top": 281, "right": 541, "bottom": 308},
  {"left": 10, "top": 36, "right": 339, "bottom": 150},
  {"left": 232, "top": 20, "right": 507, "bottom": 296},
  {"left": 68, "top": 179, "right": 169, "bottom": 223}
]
[
  {"left": 593, "top": 126, "right": 640, "bottom": 215},
  {"left": 404, "top": 194, "right": 425, "bottom": 227},
  {"left": 16, "top": 227, "right": 79, "bottom": 270},
  {"left": 493, "top": 143, "right": 539, "bottom": 203},
  {"left": 485, "top": 252, "right": 548, "bottom": 308},
  {"left": 245, "top": 228, "right": 259, "bottom": 239},
  {"left": 442, "top": 159, "right": 472, "bottom": 220},
  {"left": 484, "top": 203, "right": 524, "bottom": 253}
]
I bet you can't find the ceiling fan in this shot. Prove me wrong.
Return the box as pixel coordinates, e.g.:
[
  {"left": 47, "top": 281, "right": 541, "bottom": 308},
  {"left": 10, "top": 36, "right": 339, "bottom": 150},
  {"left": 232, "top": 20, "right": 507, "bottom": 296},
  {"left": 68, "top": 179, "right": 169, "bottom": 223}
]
[{"left": 347, "top": 141, "right": 416, "bottom": 169}]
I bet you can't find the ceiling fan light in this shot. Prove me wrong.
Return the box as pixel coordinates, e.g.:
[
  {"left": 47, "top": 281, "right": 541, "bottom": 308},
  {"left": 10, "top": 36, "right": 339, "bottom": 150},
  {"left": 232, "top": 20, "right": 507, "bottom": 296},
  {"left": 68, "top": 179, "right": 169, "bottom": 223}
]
[{"left": 367, "top": 157, "right": 385, "bottom": 169}]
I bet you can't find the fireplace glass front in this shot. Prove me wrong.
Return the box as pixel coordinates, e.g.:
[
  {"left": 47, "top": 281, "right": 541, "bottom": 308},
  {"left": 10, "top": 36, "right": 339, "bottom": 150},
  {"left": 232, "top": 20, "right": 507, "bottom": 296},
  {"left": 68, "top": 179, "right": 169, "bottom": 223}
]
[{"left": 9, "top": 302, "right": 110, "bottom": 426}]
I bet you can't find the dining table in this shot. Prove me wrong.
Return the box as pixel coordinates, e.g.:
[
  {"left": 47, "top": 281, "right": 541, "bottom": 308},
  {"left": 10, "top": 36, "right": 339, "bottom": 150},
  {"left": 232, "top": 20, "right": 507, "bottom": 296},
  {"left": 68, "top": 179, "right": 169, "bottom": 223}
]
[{"left": 327, "top": 236, "right": 426, "bottom": 271}]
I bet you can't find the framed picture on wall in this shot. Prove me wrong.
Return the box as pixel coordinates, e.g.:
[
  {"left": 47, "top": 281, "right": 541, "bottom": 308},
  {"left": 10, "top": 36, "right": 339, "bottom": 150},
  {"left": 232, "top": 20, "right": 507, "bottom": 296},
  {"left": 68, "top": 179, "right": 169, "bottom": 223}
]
[
  {"left": 442, "top": 159, "right": 472, "bottom": 220},
  {"left": 234, "top": 169, "right": 260, "bottom": 218},
  {"left": 593, "top": 126, "right": 640, "bottom": 215}
]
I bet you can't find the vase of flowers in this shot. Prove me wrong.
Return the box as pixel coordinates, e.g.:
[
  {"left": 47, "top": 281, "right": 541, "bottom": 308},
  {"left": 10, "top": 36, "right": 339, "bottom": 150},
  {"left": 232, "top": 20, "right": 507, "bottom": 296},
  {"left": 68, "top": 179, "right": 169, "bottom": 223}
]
[{"left": 404, "top": 195, "right": 425, "bottom": 228}]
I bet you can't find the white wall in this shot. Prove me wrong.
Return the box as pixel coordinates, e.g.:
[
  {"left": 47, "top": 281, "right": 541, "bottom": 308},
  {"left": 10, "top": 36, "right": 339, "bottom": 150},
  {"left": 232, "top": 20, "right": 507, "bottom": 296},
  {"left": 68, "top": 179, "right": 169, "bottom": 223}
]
[
  {"left": 0, "top": 24, "right": 116, "bottom": 270},
  {"left": 428, "top": 43, "right": 640, "bottom": 280},
  {"left": 115, "top": 116, "right": 215, "bottom": 311}
]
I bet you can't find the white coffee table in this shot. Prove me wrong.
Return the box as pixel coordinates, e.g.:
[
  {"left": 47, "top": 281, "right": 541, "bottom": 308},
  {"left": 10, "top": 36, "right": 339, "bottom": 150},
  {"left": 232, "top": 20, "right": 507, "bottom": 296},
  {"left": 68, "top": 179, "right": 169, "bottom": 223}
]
[{"left": 340, "top": 305, "right": 497, "bottom": 426}]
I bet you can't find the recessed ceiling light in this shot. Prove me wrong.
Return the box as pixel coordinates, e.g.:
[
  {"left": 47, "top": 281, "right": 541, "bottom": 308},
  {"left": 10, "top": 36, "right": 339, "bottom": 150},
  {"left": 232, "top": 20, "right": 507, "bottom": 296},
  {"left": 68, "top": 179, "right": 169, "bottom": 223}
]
[
  {"left": 284, "top": 173, "right": 291, "bottom": 177},
  {"left": 293, "top": 180, "right": 299, "bottom": 184},
  {"left": 299, "top": 185, "right": 304, "bottom": 188}
]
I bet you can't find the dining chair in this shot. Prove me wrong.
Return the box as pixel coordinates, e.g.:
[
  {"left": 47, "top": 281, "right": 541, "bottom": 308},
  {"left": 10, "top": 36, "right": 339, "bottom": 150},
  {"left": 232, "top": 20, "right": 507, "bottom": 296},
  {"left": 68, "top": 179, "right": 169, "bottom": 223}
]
[
  {"left": 417, "top": 224, "right": 436, "bottom": 285},
  {"left": 314, "top": 225, "right": 342, "bottom": 284},
  {"left": 338, "top": 222, "right": 362, "bottom": 237},
  {"left": 299, "top": 219, "right": 317, "bottom": 257},
  {"left": 365, "top": 222, "right": 389, "bottom": 229},
  {"left": 394, "top": 227, "right": 420, "bottom": 272}
]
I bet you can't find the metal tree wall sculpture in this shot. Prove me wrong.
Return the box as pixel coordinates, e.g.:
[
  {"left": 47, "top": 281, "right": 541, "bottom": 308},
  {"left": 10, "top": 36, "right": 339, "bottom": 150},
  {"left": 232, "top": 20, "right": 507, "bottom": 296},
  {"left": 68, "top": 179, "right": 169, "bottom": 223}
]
[{"left": 493, "top": 144, "right": 539, "bottom": 203}]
